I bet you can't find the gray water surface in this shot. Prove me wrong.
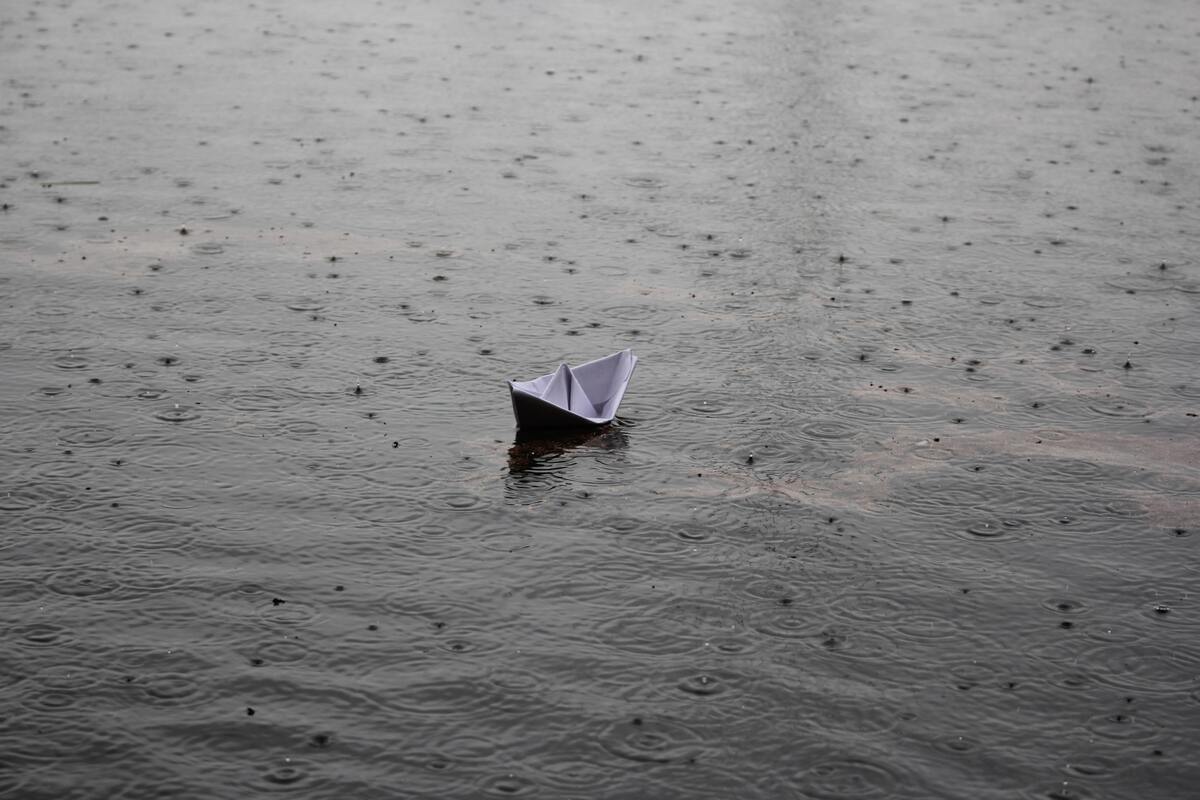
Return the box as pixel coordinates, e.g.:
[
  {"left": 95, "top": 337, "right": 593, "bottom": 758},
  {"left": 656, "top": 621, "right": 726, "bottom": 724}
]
[{"left": 2, "top": 0, "right": 1198, "bottom": 797}]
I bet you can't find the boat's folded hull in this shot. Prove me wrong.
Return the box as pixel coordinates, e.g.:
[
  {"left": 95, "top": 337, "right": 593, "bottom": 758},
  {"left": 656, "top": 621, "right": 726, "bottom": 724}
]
[{"left": 509, "top": 388, "right": 606, "bottom": 431}]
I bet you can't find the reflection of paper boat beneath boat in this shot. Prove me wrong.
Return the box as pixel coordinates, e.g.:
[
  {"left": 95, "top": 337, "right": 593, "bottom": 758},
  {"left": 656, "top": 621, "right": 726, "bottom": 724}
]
[
  {"left": 507, "top": 426, "right": 629, "bottom": 474},
  {"left": 508, "top": 349, "right": 637, "bottom": 432}
]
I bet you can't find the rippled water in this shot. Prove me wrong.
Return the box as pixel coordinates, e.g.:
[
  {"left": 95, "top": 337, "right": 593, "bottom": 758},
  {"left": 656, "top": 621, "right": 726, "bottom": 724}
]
[{"left": 2, "top": 0, "right": 1198, "bottom": 797}]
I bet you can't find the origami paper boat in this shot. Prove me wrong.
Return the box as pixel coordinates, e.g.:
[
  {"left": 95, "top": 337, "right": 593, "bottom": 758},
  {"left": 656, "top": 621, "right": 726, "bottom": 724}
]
[{"left": 509, "top": 349, "right": 637, "bottom": 432}]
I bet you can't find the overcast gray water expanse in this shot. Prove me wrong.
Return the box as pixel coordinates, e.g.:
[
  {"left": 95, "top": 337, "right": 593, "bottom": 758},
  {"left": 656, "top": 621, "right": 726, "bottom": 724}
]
[{"left": 2, "top": 0, "right": 1199, "bottom": 797}]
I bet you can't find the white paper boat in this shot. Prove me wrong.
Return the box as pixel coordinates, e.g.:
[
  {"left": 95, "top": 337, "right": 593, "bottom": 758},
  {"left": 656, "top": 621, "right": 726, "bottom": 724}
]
[{"left": 509, "top": 349, "right": 637, "bottom": 432}]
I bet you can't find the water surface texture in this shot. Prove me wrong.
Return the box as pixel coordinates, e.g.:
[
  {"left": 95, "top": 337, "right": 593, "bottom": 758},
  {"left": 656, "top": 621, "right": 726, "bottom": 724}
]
[{"left": 2, "top": 0, "right": 1199, "bottom": 797}]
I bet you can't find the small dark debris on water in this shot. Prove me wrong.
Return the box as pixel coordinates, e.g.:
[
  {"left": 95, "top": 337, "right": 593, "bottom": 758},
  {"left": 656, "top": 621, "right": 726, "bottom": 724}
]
[
  {"left": 310, "top": 733, "right": 331, "bottom": 748},
  {"left": 246, "top": 707, "right": 256, "bottom": 716},
  {"left": 272, "top": 597, "right": 285, "bottom": 606},
  {"left": 335, "top": 585, "right": 344, "bottom": 591},
  {"left": 374, "top": 356, "right": 389, "bottom": 363}
]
